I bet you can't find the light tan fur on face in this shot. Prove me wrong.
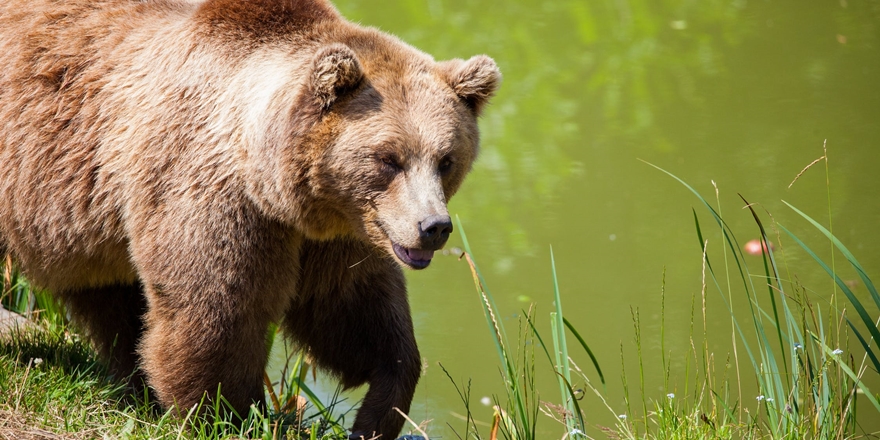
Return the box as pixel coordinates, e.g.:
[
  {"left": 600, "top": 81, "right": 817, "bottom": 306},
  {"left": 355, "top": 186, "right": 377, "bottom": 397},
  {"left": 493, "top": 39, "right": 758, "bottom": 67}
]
[
  {"left": 313, "top": 42, "right": 497, "bottom": 255},
  {"left": 0, "top": 0, "right": 499, "bottom": 438}
]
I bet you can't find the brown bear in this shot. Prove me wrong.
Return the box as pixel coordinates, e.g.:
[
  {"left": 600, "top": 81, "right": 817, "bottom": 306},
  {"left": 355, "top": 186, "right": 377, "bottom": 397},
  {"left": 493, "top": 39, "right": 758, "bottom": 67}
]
[{"left": 0, "top": 0, "right": 500, "bottom": 438}]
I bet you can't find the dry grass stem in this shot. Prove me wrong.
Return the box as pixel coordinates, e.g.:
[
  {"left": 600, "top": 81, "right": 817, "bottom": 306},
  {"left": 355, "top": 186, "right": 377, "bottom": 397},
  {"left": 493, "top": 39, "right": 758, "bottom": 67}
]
[
  {"left": 347, "top": 255, "right": 371, "bottom": 269},
  {"left": 788, "top": 155, "right": 826, "bottom": 189},
  {"left": 393, "top": 407, "right": 429, "bottom": 440},
  {"left": 263, "top": 371, "right": 282, "bottom": 413},
  {"left": 0, "top": 410, "right": 74, "bottom": 440},
  {"left": 462, "top": 252, "right": 506, "bottom": 354}
]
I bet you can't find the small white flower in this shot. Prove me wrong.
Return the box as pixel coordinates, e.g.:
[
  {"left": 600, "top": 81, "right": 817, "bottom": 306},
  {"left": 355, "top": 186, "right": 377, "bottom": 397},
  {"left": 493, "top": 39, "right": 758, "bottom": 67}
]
[
  {"left": 569, "top": 428, "right": 585, "bottom": 437},
  {"left": 832, "top": 348, "right": 844, "bottom": 355},
  {"left": 756, "top": 395, "right": 765, "bottom": 401},
  {"left": 33, "top": 358, "right": 43, "bottom": 366},
  {"left": 766, "top": 398, "right": 774, "bottom": 402},
  {"left": 666, "top": 393, "right": 675, "bottom": 399},
  {"left": 618, "top": 414, "right": 627, "bottom": 419},
  {"left": 794, "top": 343, "right": 803, "bottom": 350},
  {"left": 480, "top": 396, "right": 491, "bottom": 406}
]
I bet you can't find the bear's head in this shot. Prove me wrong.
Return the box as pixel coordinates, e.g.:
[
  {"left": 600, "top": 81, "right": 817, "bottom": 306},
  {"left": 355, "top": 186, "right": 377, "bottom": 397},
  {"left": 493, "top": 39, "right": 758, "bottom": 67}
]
[{"left": 248, "top": 30, "right": 499, "bottom": 270}]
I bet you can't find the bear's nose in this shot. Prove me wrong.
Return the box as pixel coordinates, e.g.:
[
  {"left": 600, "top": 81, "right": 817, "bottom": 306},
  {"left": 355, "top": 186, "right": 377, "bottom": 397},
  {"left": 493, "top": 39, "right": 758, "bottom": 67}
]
[{"left": 419, "top": 214, "right": 453, "bottom": 248}]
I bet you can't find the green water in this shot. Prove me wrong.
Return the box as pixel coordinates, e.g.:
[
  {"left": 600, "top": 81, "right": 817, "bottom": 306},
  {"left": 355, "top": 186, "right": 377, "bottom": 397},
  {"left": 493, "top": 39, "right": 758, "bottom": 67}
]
[{"left": 274, "top": 1, "right": 880, "bottom": 437}]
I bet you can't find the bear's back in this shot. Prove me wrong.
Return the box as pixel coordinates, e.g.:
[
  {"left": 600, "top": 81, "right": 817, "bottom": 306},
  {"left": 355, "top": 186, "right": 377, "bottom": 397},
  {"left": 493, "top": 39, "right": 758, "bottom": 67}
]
[{"left": 0, "top": 0, "right": 195, "bottom": 290}]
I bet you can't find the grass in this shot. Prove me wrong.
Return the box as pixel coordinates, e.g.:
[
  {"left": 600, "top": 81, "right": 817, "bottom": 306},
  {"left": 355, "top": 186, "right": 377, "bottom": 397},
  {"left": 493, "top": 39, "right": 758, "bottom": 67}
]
[
  {"left": 0, "top": 271, "right": 351, "bottom": 439},
  {"left": 0, "top": 322, "right": 351, "bottom": 439},
  {"left": 440, "top": 152, "right": 878, "bottom": 439},
  {"left": 633, "top": 159, "right": 879, "bottom": 438}
]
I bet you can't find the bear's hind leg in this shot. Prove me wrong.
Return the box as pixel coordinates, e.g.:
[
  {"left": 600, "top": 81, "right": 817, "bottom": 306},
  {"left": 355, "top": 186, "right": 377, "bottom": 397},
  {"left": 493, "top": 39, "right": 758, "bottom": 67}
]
[
  {"left": 285, "top": 239, "right": 420, "bottom": 440},
  {"left": 59, "top": 284, "right": 149, "bottom": 387}
]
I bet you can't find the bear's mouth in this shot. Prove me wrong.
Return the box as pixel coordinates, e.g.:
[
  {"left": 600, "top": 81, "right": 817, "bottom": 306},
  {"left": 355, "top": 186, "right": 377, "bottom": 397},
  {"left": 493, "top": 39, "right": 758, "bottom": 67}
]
[{"left": 392, "top": 243, "right": 434, "bottom": 270}]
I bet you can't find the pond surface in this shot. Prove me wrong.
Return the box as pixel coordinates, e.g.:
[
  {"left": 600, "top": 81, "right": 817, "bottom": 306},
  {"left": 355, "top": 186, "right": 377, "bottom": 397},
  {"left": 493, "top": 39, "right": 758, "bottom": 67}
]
[{"left": 273, "top": 0, "right": 880, "bottom": 437}]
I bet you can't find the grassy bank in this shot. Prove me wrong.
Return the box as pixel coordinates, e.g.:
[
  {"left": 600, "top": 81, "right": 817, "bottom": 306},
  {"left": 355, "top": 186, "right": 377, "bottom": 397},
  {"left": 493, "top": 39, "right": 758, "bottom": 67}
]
[
  {"left": 0, "top": 323, "right": 351, "bottom": 440},
  {"left": 0, "top": 277, "right": 349, "bottom": 439}
]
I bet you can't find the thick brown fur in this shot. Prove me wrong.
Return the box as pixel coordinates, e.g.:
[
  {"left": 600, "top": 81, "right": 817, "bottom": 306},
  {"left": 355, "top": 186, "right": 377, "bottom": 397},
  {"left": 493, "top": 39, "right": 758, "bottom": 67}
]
[{"left": 0, "top": 0, "right": 499, "bottom": 438}]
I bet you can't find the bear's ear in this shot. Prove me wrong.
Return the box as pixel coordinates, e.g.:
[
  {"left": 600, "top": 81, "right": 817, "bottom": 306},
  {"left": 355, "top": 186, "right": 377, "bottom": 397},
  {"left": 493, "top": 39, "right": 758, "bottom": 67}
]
[
  {"left": 440, "top": 55, "right": 501, "bottom": 115},
  {"left": 309, "top": 43, "right": 363, "bottom": 109}
]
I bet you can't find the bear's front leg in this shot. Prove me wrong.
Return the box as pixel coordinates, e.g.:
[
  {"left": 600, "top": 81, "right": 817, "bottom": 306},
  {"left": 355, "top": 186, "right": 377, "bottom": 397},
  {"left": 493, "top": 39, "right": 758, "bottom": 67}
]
[
  {"left": 128, "top": 197, "right": 301, "bottom": 419},
  {"left": 285, "top": 238, "right": 421, "bottom": 439},
  {"left": 139, "top": 294, "right": 271, "bottom": 417}
]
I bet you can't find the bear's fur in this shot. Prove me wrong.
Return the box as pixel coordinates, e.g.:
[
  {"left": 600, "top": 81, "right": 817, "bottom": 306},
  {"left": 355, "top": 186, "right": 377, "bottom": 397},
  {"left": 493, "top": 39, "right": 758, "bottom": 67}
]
[{"left": 0, "top": 0, "right": 500, "bottom": 437}]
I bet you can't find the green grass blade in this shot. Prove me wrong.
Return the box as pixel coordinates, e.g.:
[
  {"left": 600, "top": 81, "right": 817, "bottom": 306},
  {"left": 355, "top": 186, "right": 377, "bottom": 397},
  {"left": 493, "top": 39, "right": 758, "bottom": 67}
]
[
  {"left": 525, "top": 312, "right": 556, "bottom": 367},
  {"left": 563, "top": 317, "right": 605, "bottom": 386},
  {"left": 811, "top": 332, "right": 880, "bottom": 413},
  {"left": 710, "top": 389, "right": 738, "bottom": 422},
  {"left": 550, "top": 246, "right": 571, "bottom": 382},
  {"left": 550, "top": 249, "right": 570, "bottom": 388},
  {"left": 550, "top": 247, "right": 577, "bottom": 433},
  {"left": 693, "top": 203, "right": 763, "bottom": 382},
  {"left": 456, "top": 215, "right": 530, "bottom": 436},
  {"left": 784, "top": 201, "right": 880, "bottom": 310},
  {"left": 741, "top": 195, "right": 805, "bottom": 404},
  {"left": 550, "top": 312, "right": 568, "bottom": 419},
  {"left": 848, "top": 320, "right": 880, "bottom": 374},
  {"left": 693, "top": 208, "right": 714, "bottom": 274},
  {"left": 644, "top": 160, "right": 751, "bottom": 269},
  {"left": 456, "top": 216, "right": 510, "bottom": 367},
  {"left": 779, "top": 224, "right": 880, "bottom": 346},
  {"left": 291, "top": 379, "right": 348, "bottom": 436}
]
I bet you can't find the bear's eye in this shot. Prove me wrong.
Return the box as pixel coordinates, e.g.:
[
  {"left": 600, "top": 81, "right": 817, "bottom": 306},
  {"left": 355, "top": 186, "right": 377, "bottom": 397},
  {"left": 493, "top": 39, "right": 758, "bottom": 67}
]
[
  {"left": 377, "top": 154, "right": 402, "bottom": 172},
  {"left": 438, "top": 157, "right": 454, "bottom": 174}
]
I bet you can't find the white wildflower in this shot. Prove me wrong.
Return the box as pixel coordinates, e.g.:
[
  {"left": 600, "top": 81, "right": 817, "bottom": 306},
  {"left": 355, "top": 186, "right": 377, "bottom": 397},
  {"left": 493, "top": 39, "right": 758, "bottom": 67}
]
[
  {"left": 618, "top": 414, "right": 627, "bottom": 419},
  {"left": 667, "top": 393, "right": 675, "bottom": 399},
  {"left": 756, "top": 395, "right": 765, "bottom": 401},
  {"left": 832, "top": 348, "right": 844, "bottom": 355}
]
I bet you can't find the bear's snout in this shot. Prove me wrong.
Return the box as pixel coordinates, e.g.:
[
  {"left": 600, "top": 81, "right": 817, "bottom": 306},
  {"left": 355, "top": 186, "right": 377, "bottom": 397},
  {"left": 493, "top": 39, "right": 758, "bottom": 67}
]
[
  {"left": 418, "top": 214, "right": 453, "bottom": 249},
  {"left": 387, "top": 214, "right": 452, "bottom": 269}
]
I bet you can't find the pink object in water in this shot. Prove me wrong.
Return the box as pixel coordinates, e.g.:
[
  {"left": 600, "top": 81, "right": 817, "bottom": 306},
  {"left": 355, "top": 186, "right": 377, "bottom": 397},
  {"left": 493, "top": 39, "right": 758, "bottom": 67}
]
[{"left": 744, "top": 239, "right": 774, "bottom": 255}]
